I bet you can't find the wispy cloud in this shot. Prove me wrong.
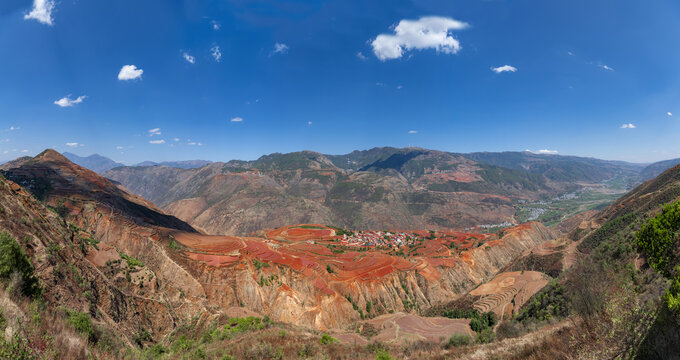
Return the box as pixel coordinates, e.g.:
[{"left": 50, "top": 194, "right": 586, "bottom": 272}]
[
  {"left": 567, "top": 51, "right": 574, "bottom": 56},
  {"left": 116, "top": 146, "right": 124, "bottom": 150},
  {"left": 148, "top": 128, "right": 161, "bottom": 136},
  {"left": 396, "top": 85, "right": 403, "bottom": 90},
  {"left": 356, "top": 52, "right": 367, "bottom": 60},
  {"left": 65, "top": 142, "right": 81, "bottom": 147},
  {"left": 211, "top": 45, "right": 222, "bottom": 62},
  {"left": 187, "top": 140, "right": 203, "bottom": 146},
  {"left": 231, "top": 117, "right": 243, "bottom": 123},
  {"left": 211, "top": 20, "right": 220, "bottom": 30},
  {"left": 54, "top": 95, "right": 86, "bottom": 107},
  {"left": 491, "top": 65, "right": 517, "bottom": 74},
  {"left": 621, "top": 123, "right": 636, "bottom": 129},
  {"left": 307, "top": 121, "right": 312, "bottom": 125},
  {"left": 272, "top": 43, "right": 289, "bottom": 55},
  {"left": 173, "top": 137, "right": 180, "bottom": 142},
  {"left": 24, "top": 0, "right": 55, "bottom": 26},
  {"left": 600, "top": 64, "right": 615, "bottom": 71},
  {"left": 183, "top": 52, "right": 195, "bottom": 64},
  {"left": 118, "top": 65, "right": 143, "bottom": 80},
  {"left": 408, "top": 130, "right": 418, "bottom": 134},
  {"left": 371, "top": 16, "right": 469, "bottom": 61},
  {"left": 667, "top": 112, "right": 673, "bottom": 117},
  {"left": 149, "top": 140, "right": 165, "bottom": 144}
]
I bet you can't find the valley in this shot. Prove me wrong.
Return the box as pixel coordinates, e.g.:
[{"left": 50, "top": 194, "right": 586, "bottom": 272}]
[{"left": 0, "top": 148, "right": 679, "bottom": 359}]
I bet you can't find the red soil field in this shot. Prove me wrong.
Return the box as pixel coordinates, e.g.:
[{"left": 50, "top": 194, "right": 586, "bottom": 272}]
[{"left": 168, "top": 224, "right": 512, "bottom": 292}]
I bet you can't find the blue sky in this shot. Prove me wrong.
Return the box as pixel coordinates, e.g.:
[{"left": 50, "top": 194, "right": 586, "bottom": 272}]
[{"left": 1, "top": 0, "right": 679, "bottom": 164}]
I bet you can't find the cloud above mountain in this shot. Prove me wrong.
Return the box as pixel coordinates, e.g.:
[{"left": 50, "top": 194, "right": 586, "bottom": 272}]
[
  {"left": 492, "top": 65, "right": 517, "bottom": 74},
  {"left": 54, "top": 95, "right": 86, "bottom": 107},
  {"left": 371, "top": 16, "right": 469, "bottom": 61},
  {"left": 24, "top": 0, "right": 55, "bottom": 26},
  {"left": 118, "top": 65, "right": 143, "bottom": 80}
]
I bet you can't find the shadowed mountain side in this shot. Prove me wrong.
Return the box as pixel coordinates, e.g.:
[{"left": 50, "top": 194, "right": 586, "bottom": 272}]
[{"left": 2, "top": 149, "right": 196, "bottom": 233}]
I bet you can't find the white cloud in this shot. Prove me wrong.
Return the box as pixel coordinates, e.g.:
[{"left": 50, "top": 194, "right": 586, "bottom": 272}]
[
  {"left": 307, "top": 121, "right": 312, "bottom": 125},
  {"left": 600, "top": 64, "right": 614, "bottom": 71},
  {"left": 211, "top": 20, "right": 220, "bottom": 30},
  {"left": 231, "top": 117, "right": 243, "bottom": 123},
  {"left": 211, "top": 45, "right": 222, "bottom": 62},
  {"left": 408, "top": 130, "right": 418, "bottom": 134},
  {"left": 567, "top": 51, "right": 574, "bottom": 56},
  {"left": 24, "top": 0, "right": 55, "bottom": 26},
  {"left": 371, "top": 16, "right": 469, "bottom": 61},
  {"left": 183, "top": 52, "right": 195, "bottom": 64},
  {"left": 149, "top": 140, "right": 165, "bottom": 144},
  {"left": 173, "top": 137, "right": 180, "bottom": 142},
  {"left": 148, "top": 128, "right": 161, "bottom": 136},
  {"left": 536, "top": 149, "right": 558, "bottom": 155},
  {"left": 116, "top": 146, "right": 124, "bottom": 150},
  {"left": 667, "top": 112, "right": 673, "bottom": 117},
  {"left": 356, "top": 52, "right": 367, "bottom": 60},
  {"left": 396, "top": 85, "right": 403, "bottom": 90},
  {"left": 118, "top": 65, "right": 143, "bottom": 80},
  {"left": 54, "top": 95, "right": 86, "bottom": 107},
  {"left": 65, "top": 142, "right": 79, "bottom": 147},
  {"left": 8, "top": 126, "right": 19, "bottom": 131},
  {"left": 621, "top": 123, "right": 636, "bottom": 129},
  {"left": 491, "top": 65, "right": 517, "bottom": 74},
  {"left": 273, "top": 43, "right": 289, "bottom": 54},
  {"left": 21, "top": 150, "right": 29, "bottom": 153}
]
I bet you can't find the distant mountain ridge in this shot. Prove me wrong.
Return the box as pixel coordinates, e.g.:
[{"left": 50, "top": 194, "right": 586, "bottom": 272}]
[
  {"left": 133, "top": 159, "right": 213, "bottom": 169},
  {"left": 63, "top": 152, "right": 213, "bottom": 173},
  {"left": 63, "top": 152, "right": 125, "bottom": 173},
  {"left": 638, "top": 157, "right": 680, "bottom": 181},
  {"left": 103, "top": 147, "right": 645, "bottom": 235}
]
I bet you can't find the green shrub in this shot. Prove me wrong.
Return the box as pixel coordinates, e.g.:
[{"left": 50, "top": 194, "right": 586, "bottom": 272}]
[
  {"left": 64, "top": 308, "right": 95, "bottom": 341},
  {"left": 636, "top": 200, "right": 680, "bottom": 315},
  {"left": 442, "top": 308, "right": 495, "bottom": 333},
  {"left": 320, "top": 333, "right": 336, "bottom": 345},
  {"left": 0, "top": 232, "right": 41, "bottom": 298},
  {"left": 118, "top": 252, "right": 144, "bottom": 270},
  {"left": 516, "top": 280, "right": 568, "bottom": 323},
  {"left": 444, "top": 334, "right": 471, "bottom": 348},
  {"left": 0, "top": 307, "right": 6, "bottom": 331},
  {"left": 375, "top": 349, "right": 395, "bottom": 360},
  {"left": 170, "top": 335, "right": 194, "bottom": 353},
  {"left": 148, "top": 344, "right": 167, "bottom": 358},
  {"left": 475, "top": 328, "right": 495, "bottom": 344}
]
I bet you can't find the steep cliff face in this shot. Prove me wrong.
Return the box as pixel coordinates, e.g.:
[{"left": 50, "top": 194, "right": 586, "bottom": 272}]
[
  {"left": 0, "top": 151, "right": 209, "bottom": 344},
  {"left": 174, "top": 222, "right": 555, "bottom": 329},
  {"left": 0, "top": 174, "right": 206, "bottom": 346}
]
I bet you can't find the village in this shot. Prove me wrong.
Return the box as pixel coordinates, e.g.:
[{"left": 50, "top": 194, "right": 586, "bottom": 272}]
[{"left": 339, "top": 230, "right": 423, "bottom": 249}]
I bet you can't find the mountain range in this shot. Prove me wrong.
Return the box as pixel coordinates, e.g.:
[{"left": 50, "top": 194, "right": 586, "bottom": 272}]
[
  {"left": 0, "top": 148, "right": 679, "bottom": 358},
  {"left": 98, "top": 147, "right": 644, "bottom": 235}
]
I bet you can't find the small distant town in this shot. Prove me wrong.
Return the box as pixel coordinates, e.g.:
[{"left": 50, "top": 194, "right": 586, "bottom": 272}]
[{"left": 339, "top": 231, "right": 422, "bottom": 249}]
